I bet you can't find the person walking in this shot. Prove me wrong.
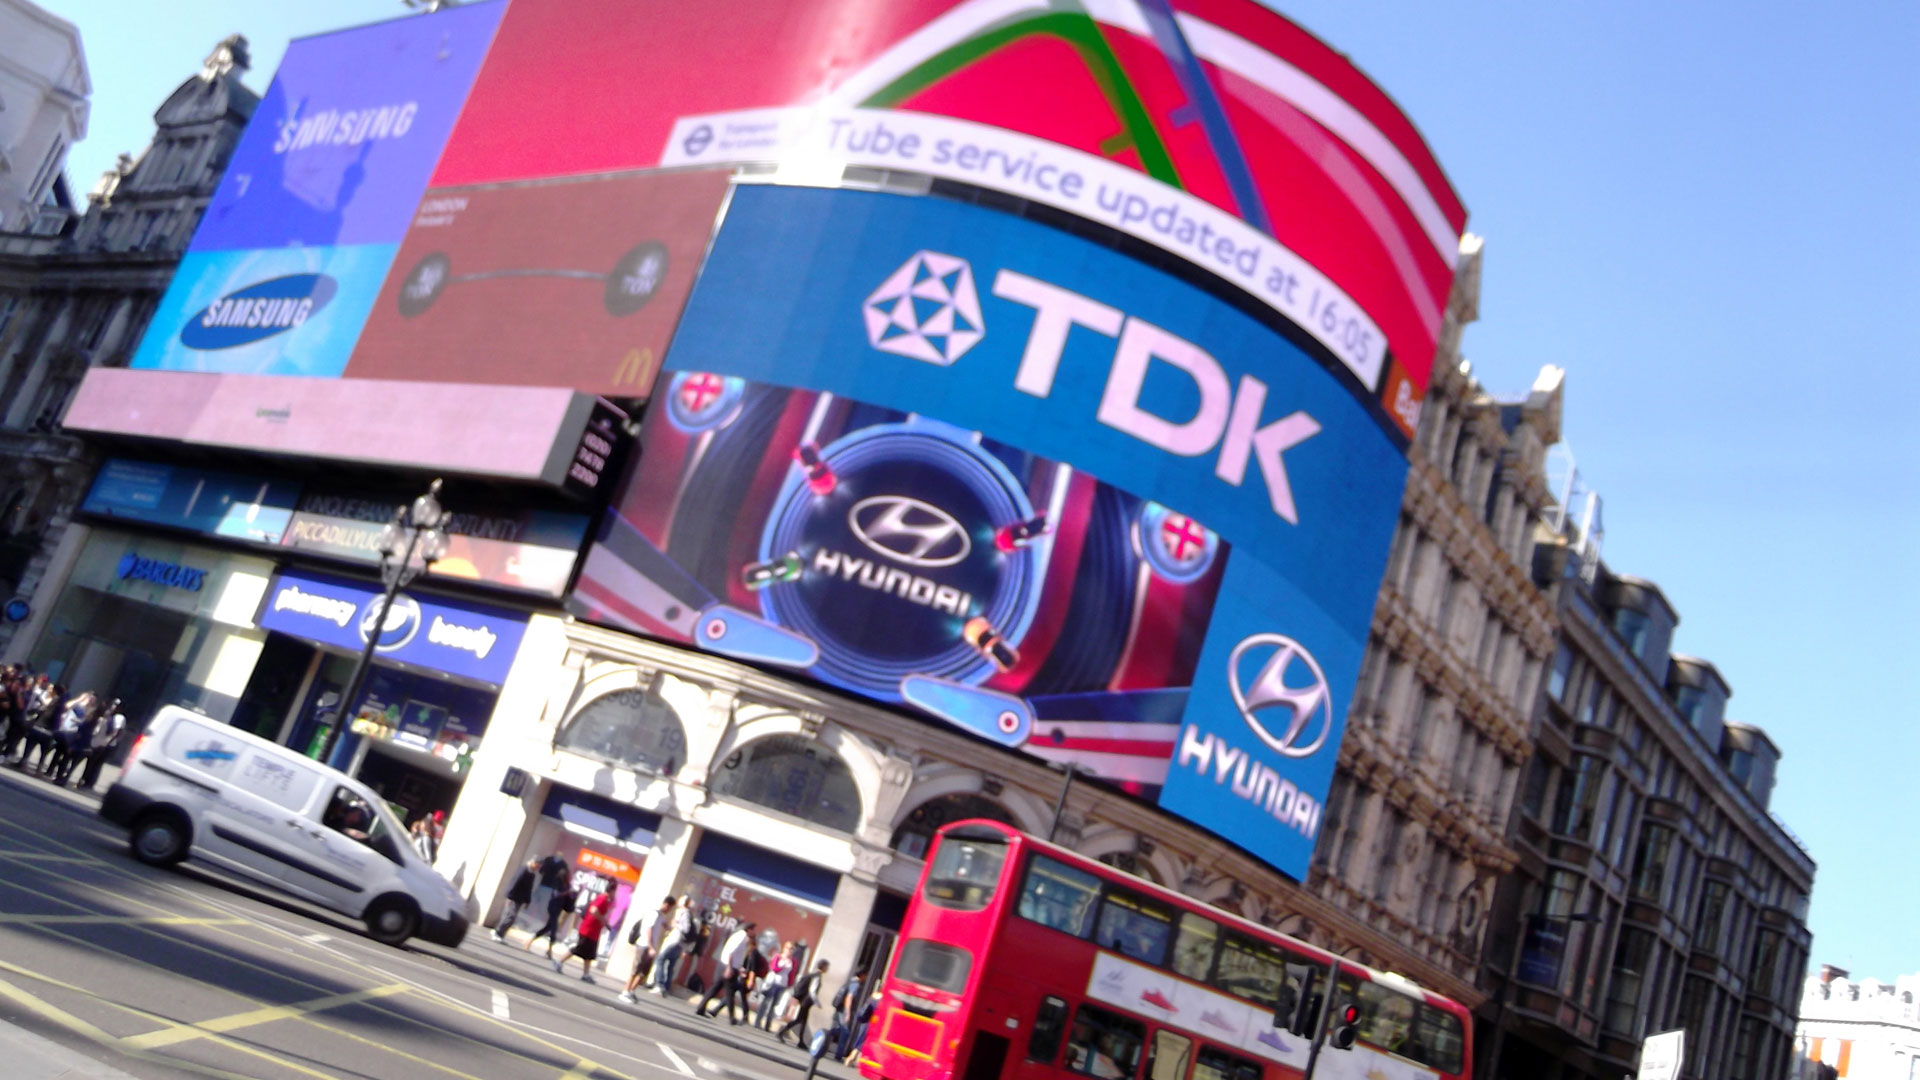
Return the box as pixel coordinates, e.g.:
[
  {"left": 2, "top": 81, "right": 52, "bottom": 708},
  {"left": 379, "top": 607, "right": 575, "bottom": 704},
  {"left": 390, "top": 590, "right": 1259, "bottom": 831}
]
[
  {"left": 491, "top": 859, "right": 540, "bottom": 942},
  {"left": 50, "top": 697, "right": 99, "bottom": 786},
  {"left": 754, "top": 940, "right": 799, "bottom": 1030},
  {"left": 679, "top": 911, "right": 712, "bottom": 991},
  {"left": 776, "top": 959, "right": 830, "bottom": 1045},
  {"left": 409, "top": 817, "right": 438, "bottom": 863},
  {"left": 74, "top": 698, "right": 124, "bottom": 791},
  {"left": 826, "top": 969, "right": 868, "bottom": 1061},
  {"left": 695, "top": 921, "right": 758, "bottom": 1025},
  {"left": 618, "top": 897, "right": 673, "bottom": 1004},
  {"left": 27, "top": 687, "right": 79, "bottom": 775},
  {"left": 525, "top": 876, "right": 578, "bottom": 959},
  {"left": 554, "top": 892, "right": 612, "bottom": 983},
  {"left": 16, "top": 680, "right": 63, "bottom": 770},
  {"left": 648, "top": 895, "right": 695, "bottom": 994}
]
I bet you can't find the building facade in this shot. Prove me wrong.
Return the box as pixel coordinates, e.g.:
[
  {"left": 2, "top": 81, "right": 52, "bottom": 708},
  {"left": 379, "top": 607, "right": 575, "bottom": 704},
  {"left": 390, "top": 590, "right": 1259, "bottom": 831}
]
[
  {"left": 1481, "top": 525, "right": 1816, "bottom": 1076},
  {"left": 1797, "top": 966, "right": 1920, "bottom": 1079},
  {"left": 0, "top": 36, "right": 254, "bottom": 639},
  {"left": 0, "top": 0, "right": 88, "bottom": 233}
]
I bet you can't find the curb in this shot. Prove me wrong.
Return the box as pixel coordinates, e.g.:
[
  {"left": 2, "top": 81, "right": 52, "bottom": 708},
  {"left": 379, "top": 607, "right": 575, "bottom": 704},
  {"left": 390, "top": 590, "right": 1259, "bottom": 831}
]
[{"left": 0, "top": 1014, "right": 143, "bottom": 1080}]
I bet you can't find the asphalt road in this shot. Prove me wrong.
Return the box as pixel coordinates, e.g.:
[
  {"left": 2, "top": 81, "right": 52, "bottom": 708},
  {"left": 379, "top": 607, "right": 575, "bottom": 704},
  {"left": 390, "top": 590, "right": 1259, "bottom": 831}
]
[{"left": 0, "top": 769, "right": 860, "bottom": 1080}]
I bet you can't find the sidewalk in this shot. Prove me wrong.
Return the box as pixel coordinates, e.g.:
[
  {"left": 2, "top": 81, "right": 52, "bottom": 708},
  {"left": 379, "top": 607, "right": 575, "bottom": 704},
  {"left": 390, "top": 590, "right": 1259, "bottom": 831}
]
[
  {"left": 0, "top": 1014, "right": 143, "bottom": 1080},
  {"left": 0, "top": 760, "right": 863, "bottom": 1078}
]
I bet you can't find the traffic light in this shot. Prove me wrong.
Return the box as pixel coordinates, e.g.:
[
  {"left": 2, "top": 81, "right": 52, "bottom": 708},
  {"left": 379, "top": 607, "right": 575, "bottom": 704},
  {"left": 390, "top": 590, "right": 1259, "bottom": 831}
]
[{"left": 1329, "top": 1002, "right": 1362, "bottom": 1050}]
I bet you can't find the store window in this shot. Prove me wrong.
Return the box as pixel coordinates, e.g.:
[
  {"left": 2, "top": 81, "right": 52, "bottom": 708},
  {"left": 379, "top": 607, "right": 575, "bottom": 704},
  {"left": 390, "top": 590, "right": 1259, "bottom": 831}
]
[
  {"left": 890, "top": 793, "right": 1017, "bottom": 859},
  {"left": 558, "top": 678, "right": 690, "bottom": 776},
  {"left": 710, "top": 732, "right": 860, "bottom": 833}
]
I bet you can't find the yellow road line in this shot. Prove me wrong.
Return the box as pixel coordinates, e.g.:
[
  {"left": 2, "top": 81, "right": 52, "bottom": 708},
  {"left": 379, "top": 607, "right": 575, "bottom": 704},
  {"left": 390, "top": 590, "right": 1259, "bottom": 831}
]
[
  {"left": 0, "top": 914, "right": 245, "bottom": 925},
  {"left": 560, "top": 1061, "right": 598, "bottom": 1080},
  {"left": 123, "top": 982, "right": 409, "bottom": 1050},
  {"left": 0, "top": 852, "right": 103, "bottom": 863}
]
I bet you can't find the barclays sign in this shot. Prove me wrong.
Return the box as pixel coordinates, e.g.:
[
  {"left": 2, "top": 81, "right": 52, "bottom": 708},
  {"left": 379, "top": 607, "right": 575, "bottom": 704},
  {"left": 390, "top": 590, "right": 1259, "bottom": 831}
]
[{"left": 116, "top": 553, "right": 208, "bottom": 592}]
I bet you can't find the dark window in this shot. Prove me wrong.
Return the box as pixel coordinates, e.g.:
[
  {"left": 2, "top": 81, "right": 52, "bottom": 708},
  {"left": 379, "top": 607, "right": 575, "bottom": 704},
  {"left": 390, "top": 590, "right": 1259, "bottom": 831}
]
[
  {"left": 1017, "top": 855, "right": 1102, "bottom": 938},
  {"left": 891, "top": 793, "right": 1017, "bottom": 859},
  {"left": 557, "top": 683, "right": 689, "bottom": 776},
  {"left": 1170, "top": 912, "right": 1220, "bottom": 982},
  {"left": 1028, "top": 996, "right": 1070, "bottom": 1063},
  {"left": 1213, "top": 933, "right": 1312, "bottom": 1011},
  {"left": 1604, "top": 927, "right": 1655, "bottom": 1036},
  {"left": 1065, "top": 1004, "right": 1143, "bottom": 1079},
  {"left": 1630, "top": 824, "right": 1675, "bottom": 902},
  {"left": 1612, "top": 607, "right": 1651, "bottom": 658},
  {"left": 1339, "top": 976, "right": 1467, "bottom": 1075},
  {"left": 893, "top": 939, "right": 972, "bottom": 993},
  {"left": 1193, "top": 1045, "right": 1262, "bottom": 1080},
  {"left": 1548, "top": 643, "right": 1574, "bottom": 701},
  {"left": 709, "top": 733, "right": 860, "bottom": 833},
  {"left": 922, "top": 834, "right": 1008, "bottom": 911},
  {"left": 1094, "top": 887, "right": 1177, "bottom": 966}
]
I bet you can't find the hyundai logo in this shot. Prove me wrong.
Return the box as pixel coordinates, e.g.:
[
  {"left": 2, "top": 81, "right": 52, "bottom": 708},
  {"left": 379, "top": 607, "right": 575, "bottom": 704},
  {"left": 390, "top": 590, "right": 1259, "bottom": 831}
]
[
  {"left": 847, "top": 495, "right": 971, "bottom": 568},
  {"left": 1227, "top": 634, "right": 1333, "bottom": 759},
  {"left": 180, "top": 274, "right": 337, "bottom": 349},
  {"left": 358, "top": 594, "right": 423, "bottom": 652}
]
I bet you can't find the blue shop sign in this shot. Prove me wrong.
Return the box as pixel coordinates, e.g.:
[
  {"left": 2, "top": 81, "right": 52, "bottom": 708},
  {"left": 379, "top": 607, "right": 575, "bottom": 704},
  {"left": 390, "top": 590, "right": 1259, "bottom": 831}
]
[
  {"left": 256, "top": 568, "right": 528, "bottom": 686},
  {"left": 118, "top": 553, "right": 208, "bottom": 592}
]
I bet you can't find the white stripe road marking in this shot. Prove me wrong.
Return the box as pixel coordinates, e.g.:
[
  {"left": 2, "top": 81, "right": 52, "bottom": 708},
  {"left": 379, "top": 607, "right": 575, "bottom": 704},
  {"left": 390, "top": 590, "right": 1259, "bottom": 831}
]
[
  {"left": 657, "top": 1043, "right": 696, "bottom": 1077},
  {"left": 491, "top": 990, "right": 510, "bottom": 1019},
  {"left": 302, "top": 933, "right": 331, "bottom": 944}
]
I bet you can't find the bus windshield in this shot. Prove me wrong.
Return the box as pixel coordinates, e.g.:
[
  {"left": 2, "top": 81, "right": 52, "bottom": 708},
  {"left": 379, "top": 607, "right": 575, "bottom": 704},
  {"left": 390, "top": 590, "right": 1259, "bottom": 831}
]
[
  {"left": 923, "top": 833, "right": 1008, "bottom": 911},
  {"left": 1337, "top": 975, "right": 1467, "bottom": 1074}
]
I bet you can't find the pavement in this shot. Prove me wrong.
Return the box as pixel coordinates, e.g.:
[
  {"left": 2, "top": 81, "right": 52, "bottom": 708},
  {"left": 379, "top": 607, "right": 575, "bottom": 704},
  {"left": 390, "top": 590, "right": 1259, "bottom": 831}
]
[{"left": 0, "top": 757, "right": 867, "bottom": 1080}]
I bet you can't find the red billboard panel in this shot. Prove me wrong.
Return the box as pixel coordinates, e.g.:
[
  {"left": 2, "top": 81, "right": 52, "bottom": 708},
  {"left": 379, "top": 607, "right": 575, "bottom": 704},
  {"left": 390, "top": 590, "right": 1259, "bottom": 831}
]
[{"left": 346, "top": 170, "right": 730, "bottom": 398}]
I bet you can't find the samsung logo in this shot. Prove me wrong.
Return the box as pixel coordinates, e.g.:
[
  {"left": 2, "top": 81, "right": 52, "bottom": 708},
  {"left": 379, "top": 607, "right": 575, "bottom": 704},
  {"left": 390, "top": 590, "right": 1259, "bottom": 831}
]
[
  {"left": 181, "top": 274, "right": 337, "bottom": 349},
  {"left": 272, "top": 103, "right": 418, "bottom": 154}
]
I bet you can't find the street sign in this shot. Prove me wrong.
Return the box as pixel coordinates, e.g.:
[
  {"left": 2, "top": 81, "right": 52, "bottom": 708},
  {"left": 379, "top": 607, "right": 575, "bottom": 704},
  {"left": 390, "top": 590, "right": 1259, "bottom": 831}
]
[
  {"left": 1638, "top": 1029, "right": 1685, "bottom": 1080},
  {"left": 499, "top": 766, "right": 530, "bottom": 797}
]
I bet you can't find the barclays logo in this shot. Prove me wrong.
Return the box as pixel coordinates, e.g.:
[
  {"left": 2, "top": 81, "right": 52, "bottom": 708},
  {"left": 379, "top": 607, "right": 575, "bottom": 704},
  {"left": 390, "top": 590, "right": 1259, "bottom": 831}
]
[
  {"left": 848, "top": 495, "right": 971, "bottom": 568},
  {"left": 1227, "top": 634, "right": 1333, "bottom": 759},
  {"left": 359, "top": 594, "right": 423, "bottom": 652},
  {"left": 180, "top": 274, "right": 338, "bottom": 350},
  {"left": 117, "top": 553, "right": 207, "bottom": 592}
]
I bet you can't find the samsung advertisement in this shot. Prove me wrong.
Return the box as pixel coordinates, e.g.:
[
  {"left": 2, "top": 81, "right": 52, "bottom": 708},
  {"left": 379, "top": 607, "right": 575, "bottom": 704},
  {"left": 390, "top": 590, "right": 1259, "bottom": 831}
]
[{"left": 575, "top": 186, "right": 1409, "bottom": 878}]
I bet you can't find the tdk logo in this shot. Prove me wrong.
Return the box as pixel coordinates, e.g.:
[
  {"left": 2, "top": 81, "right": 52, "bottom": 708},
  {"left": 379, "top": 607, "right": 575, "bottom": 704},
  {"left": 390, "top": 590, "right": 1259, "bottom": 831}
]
[
  {"left": 181, "top": 274, "right": 337, "bottom": 349},
  {"left": 1174, "top": 633, "right": 1333, "bottom": 841},
  {"left": 848, "top": 495, "right": 971, "bottom": 568},
  {"left": 865, "top": 259, "right": 1320, "bottom": 525}
]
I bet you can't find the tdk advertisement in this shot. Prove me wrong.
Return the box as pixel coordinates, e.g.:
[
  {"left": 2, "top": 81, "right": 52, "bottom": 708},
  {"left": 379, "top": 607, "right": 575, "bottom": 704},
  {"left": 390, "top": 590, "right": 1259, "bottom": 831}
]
[
  {"left": 576, "top": 186, "right": 1410, "bottom": 878},
  {"left": 131, "top": 2, "right": 504, "bottom": 377}
]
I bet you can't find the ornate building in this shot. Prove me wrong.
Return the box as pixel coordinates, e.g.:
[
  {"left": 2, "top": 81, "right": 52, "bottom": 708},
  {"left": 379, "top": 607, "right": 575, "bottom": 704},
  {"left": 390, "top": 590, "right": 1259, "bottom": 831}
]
[
  {"left": 0, "top": 36, "right": 255, "bottom": 640},
  {"left": 0, "top": 0, "right": 88, "bottom": 233},
  {"left": 1304, "top": 234, "right": 1565, "bottom": 1002},
  {"left": 1796, "top": 965, "right": 1920, "bottom": 1079}
]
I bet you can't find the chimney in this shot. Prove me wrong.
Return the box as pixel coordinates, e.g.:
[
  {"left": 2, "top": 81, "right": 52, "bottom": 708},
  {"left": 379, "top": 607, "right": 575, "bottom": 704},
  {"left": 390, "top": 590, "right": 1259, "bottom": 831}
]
[{"left": 1820, "top": 964, "right": 1849, "bottom": 985}]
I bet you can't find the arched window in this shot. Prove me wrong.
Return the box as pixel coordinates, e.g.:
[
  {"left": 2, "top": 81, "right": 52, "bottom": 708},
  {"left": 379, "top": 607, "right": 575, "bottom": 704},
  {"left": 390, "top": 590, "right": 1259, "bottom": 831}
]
[
  {"left": 890, "top": 793, "right": 1017, "bottom": 859},
  {"left": 557, "top": 681, "right": 688, "bottom": 776},
  {"left": 1097, "top": 850, "right": 1164, "bottom": 886},
  {"left": 710, "top": 732, "right": 860, "bottom": 833}
]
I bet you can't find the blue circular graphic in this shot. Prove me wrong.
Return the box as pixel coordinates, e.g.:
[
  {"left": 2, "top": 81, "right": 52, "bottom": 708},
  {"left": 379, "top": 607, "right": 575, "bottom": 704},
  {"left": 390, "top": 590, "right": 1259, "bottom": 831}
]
[
  {"left": 1133, "top": 501, "right": 1219, "bottom": 584},
  {"left": 758, "top": 420, "right": 1040, "bottom": 700},
  {"left": 663, "top": 371, "right": 746, "bottom": 433},
  {"left": 2, "top": 599, "right": 28, "bottom": 623}
]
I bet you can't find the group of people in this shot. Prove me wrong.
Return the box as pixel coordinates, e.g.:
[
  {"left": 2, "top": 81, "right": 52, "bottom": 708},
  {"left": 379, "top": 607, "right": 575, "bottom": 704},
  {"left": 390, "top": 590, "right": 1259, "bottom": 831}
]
[
  {"left": 487, "top": 855, "right": 878, "bottom": 1060},
  {"left": 0, "top": 665, "right": 126, "bottom": 791}
]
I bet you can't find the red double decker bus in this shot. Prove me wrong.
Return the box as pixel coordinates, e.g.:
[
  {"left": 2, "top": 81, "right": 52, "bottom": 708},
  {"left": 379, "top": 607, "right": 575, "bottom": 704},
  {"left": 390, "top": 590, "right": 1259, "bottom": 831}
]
[{"left": 859, "top": 821, "right": 1471, "bottom": 1080}]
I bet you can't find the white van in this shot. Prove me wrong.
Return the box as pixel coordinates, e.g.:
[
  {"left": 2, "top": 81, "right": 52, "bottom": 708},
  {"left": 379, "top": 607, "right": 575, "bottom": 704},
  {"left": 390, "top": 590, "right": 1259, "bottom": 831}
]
[{"left": 100, "top": 705, "right": 470, "bottom": 948}]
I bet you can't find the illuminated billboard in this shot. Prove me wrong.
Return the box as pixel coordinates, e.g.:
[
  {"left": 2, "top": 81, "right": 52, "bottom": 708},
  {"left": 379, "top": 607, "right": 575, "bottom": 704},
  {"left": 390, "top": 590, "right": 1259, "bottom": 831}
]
[
  {"left": 575, "top": 185, "right": 1408, "bottom": 878},
  {"left": 436, "top": 0, "right": 1465, "bottom": 433}
]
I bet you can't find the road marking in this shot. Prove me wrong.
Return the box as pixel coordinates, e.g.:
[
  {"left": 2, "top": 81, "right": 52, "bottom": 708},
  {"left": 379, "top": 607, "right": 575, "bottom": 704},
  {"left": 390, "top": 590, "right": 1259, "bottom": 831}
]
[
  {"left": 122, "top": 982, "right": 410, "bottom": 1050},
  {"left": 657, "top": 1042, "right": 697, "bottom": 1077},
  {"left": 492, "top": 989, "right": 511, "bottom": 1018},
  {"left": 0, "top": 914, "right": 245, "bottom": 926},
  {"left": 560, "top": 1061, "right": 600, "bottom": 1080},
  {"left": 303, "top": 932, "right": 333, "bottom": 943},
  {"left": 0, "top": 852, "right": 103, "bottom": 864}
]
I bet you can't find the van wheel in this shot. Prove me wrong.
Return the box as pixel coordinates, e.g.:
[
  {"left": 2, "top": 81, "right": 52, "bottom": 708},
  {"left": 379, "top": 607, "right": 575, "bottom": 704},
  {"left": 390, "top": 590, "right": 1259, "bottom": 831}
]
[
  {"left": 365, "top": 897, "right": 419, "bottom": 947},
  {"left": 130, "top": 813, "right": 188, "bottom": 867}
]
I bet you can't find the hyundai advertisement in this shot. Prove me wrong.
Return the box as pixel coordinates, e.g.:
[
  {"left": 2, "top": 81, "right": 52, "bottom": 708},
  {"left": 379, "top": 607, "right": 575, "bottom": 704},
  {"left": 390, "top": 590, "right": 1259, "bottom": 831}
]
[
  {"left": 575, "top": 186, "right": 1408, "bottom": 878},
  {"left": 130, "top": 2, "right": 506, "bottom": 377}
]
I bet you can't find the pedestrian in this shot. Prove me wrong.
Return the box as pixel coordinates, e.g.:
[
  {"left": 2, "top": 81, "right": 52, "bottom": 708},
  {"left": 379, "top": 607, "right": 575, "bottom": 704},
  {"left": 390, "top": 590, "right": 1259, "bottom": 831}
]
[
  {"left": 695, "top": 921, "right": 758, "bottom": 1025},
  {"left": 648, "top": 894, "right": 694, "bottom": 994},
  {"left": 24, "top": 686, "right": 76, "bottom": 774},
  {"left": 776, "top": 959, "right": 830, "bottom": 1045},
  {"left": 50, "top": 696, "right": 99, "bottom": 786},
  {"left": 755, "top": 940, "right": 799, "bottom": 1030},
  {"left": 74, "top": 698, "right": 125, "bottom": 791},
  {"left": 525, "top": 876, "right": 578, "bottom": 958},
  {"left": 491, "top": 859, "right": 540, "bottom": 942},
  {"left": 409, "top": 817, "right": 438, "bottom": 863},
  {"left": 827, "top": 969, "right": 868, "bottom": 1061},
  {"left": 618, "top": 896, "right": 673, "bottom": 1004},
  {"left": 679, "top": 911, "right": 712, "bottom": 991},
  {"left": 2, "top": 673, "right": 42, "bottom": 763},
  {"left": 554, "top": 892, "right": 612, "bottom": 983},
  {"left": 845, "top": 988, "right": 878, "bottom": 1063},
  {"left": 0, "top": 667, "right": 20, "bottom": 751}
]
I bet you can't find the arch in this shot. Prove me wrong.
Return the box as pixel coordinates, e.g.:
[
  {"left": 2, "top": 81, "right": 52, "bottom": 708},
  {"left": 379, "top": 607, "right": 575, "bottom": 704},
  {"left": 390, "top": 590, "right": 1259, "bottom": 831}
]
[
  {"left": 889, "top": 792, "right": 1018, "bottom": 859},
  {"left": 556, "top": 675, "right": 690, "bottom": 777},
  {"left": 1095, "top": 850, "right": 1164, "bottom": 886},
  {"left": 710, "top": 731, "right": 862, "bottom": 834}
]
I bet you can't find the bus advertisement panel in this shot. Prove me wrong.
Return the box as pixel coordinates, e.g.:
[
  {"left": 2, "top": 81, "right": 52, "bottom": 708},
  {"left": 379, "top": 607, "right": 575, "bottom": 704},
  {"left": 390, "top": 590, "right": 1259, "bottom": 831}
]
[{"left": 574, "top": 184, "right": 1407, "bottom": 880}]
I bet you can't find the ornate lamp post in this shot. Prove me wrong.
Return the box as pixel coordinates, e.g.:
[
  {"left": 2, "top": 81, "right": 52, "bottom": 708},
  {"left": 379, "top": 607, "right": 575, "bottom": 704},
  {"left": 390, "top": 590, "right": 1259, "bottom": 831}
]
[{"left": 317, "top": 479, "right": 452, "bottom": 766}]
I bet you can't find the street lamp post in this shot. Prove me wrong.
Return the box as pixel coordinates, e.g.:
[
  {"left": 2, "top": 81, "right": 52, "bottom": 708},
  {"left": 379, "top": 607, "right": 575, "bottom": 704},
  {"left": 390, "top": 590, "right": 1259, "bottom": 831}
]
[
  {"left": 1046, "top": 762, "right": 1081, "bottom": 842},
  {"left": 316, "top": 479, "right": 452, "bottom": 767}
]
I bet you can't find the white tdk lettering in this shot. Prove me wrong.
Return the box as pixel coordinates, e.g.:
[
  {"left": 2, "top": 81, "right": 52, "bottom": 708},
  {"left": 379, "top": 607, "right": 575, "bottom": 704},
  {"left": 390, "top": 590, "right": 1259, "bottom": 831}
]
[
  {"left": 989, "top": 269, "right": 1320, "bottom": 526},
  {"left": 1177, "top": 725, "right": 1321, "bottom": 839}
]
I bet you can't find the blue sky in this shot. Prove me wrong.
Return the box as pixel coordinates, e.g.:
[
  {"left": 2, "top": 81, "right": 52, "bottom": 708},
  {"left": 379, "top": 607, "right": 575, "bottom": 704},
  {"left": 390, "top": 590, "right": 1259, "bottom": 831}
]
[{"left": 48, "top": 1, "right": 1920, "bottom": 977}]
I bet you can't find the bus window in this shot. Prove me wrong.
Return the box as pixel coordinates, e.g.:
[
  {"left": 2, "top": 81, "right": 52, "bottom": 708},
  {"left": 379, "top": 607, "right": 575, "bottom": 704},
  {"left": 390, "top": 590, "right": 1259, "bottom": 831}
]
[
  {"left": 1145, "top": 1029, "right": 1193, "bottom": 1080},
  {"left": 1018, "top": 855, "right": 1102, "bottom": 938},
  {"left": 1193, "top": 1045, "right": 1262, "bottom": 1080},
  {"left": 1170, "top": 913, "right": 1220, "bottom": 982},
  {"left": 1095, "top": 887, "right": 1177, "bottom": 966},
  {"left": 1029, "top": 996, "right": 1071, "bottom": 1064},
  {"left": 1065, "top": 1004, "right": 1144, "bottom": 1079},
  {"left": 1214, "top": 933, "right": 1298, "bottom": 1008},
  {"left": 923, "top": 834, "right": 1009, "bottom": 911},
  {"left": 1348, "top": 978, "right": 1466, "bottom": 1075},
  {"left": 894, "top": 938, "right": 973, "bottom": 993}
]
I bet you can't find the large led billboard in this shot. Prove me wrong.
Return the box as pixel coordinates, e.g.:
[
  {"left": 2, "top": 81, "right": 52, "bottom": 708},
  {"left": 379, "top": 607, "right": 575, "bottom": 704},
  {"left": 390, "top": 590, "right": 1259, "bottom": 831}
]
[{"left": 576, "top": 185, "right": 1409, "bottom": 878}]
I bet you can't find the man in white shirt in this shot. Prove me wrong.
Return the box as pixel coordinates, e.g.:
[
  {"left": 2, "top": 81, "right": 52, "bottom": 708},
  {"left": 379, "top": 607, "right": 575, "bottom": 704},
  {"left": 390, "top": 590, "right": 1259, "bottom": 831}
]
[
  {"left": 694, "top": 921, "right": 759, "bottom": 1024},
  {"left": 618, "top": 897, "right": 674, "bottom": 1004},
  {"left": 648, "top": 895, "right": 695, "bottom": 994}
]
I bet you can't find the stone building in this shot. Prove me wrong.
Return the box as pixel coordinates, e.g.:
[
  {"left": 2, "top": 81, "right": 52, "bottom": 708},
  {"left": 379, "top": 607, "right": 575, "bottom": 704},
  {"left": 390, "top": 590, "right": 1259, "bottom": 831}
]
[
  {"left": 1796, "top": 965, "right": 1920, "bottom": 1079},
  {"left": 0, "top": 36, "right": 255, "bottom": 638},
  {"left": 0, "top": 0, "right": 88, "bottom": 233}
]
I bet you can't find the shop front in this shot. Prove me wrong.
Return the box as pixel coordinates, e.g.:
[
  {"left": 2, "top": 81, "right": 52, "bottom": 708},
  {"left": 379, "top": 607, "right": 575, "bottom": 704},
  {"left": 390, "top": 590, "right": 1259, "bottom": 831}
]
[
  {"left": 499, "top": 785, "right": 662, "bottom": 971},
  {"left": 246, "top": 566, "right": 530, "bottom": 823},
  {"left": 24, "top": 528, "right": 278, "bottom": 728}
]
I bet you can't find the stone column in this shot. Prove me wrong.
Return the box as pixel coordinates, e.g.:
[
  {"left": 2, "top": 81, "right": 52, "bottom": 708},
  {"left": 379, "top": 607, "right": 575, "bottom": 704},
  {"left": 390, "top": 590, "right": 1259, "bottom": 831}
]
[{"left": 605, "top": 815, "right": 700, "bottom": 979}]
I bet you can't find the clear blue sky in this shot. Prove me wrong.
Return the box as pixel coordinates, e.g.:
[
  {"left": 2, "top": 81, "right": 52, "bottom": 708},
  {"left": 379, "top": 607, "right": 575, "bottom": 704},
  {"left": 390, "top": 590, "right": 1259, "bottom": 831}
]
[{"left": 48, "top": 1, "right": 1920, "bottom": 977}]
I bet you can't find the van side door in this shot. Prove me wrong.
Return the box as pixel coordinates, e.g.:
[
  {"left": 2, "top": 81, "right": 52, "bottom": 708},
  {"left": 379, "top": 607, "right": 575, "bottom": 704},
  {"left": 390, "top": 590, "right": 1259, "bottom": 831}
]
[{"left": 309, "top": 784, "right": 408, "bottom": 914}]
